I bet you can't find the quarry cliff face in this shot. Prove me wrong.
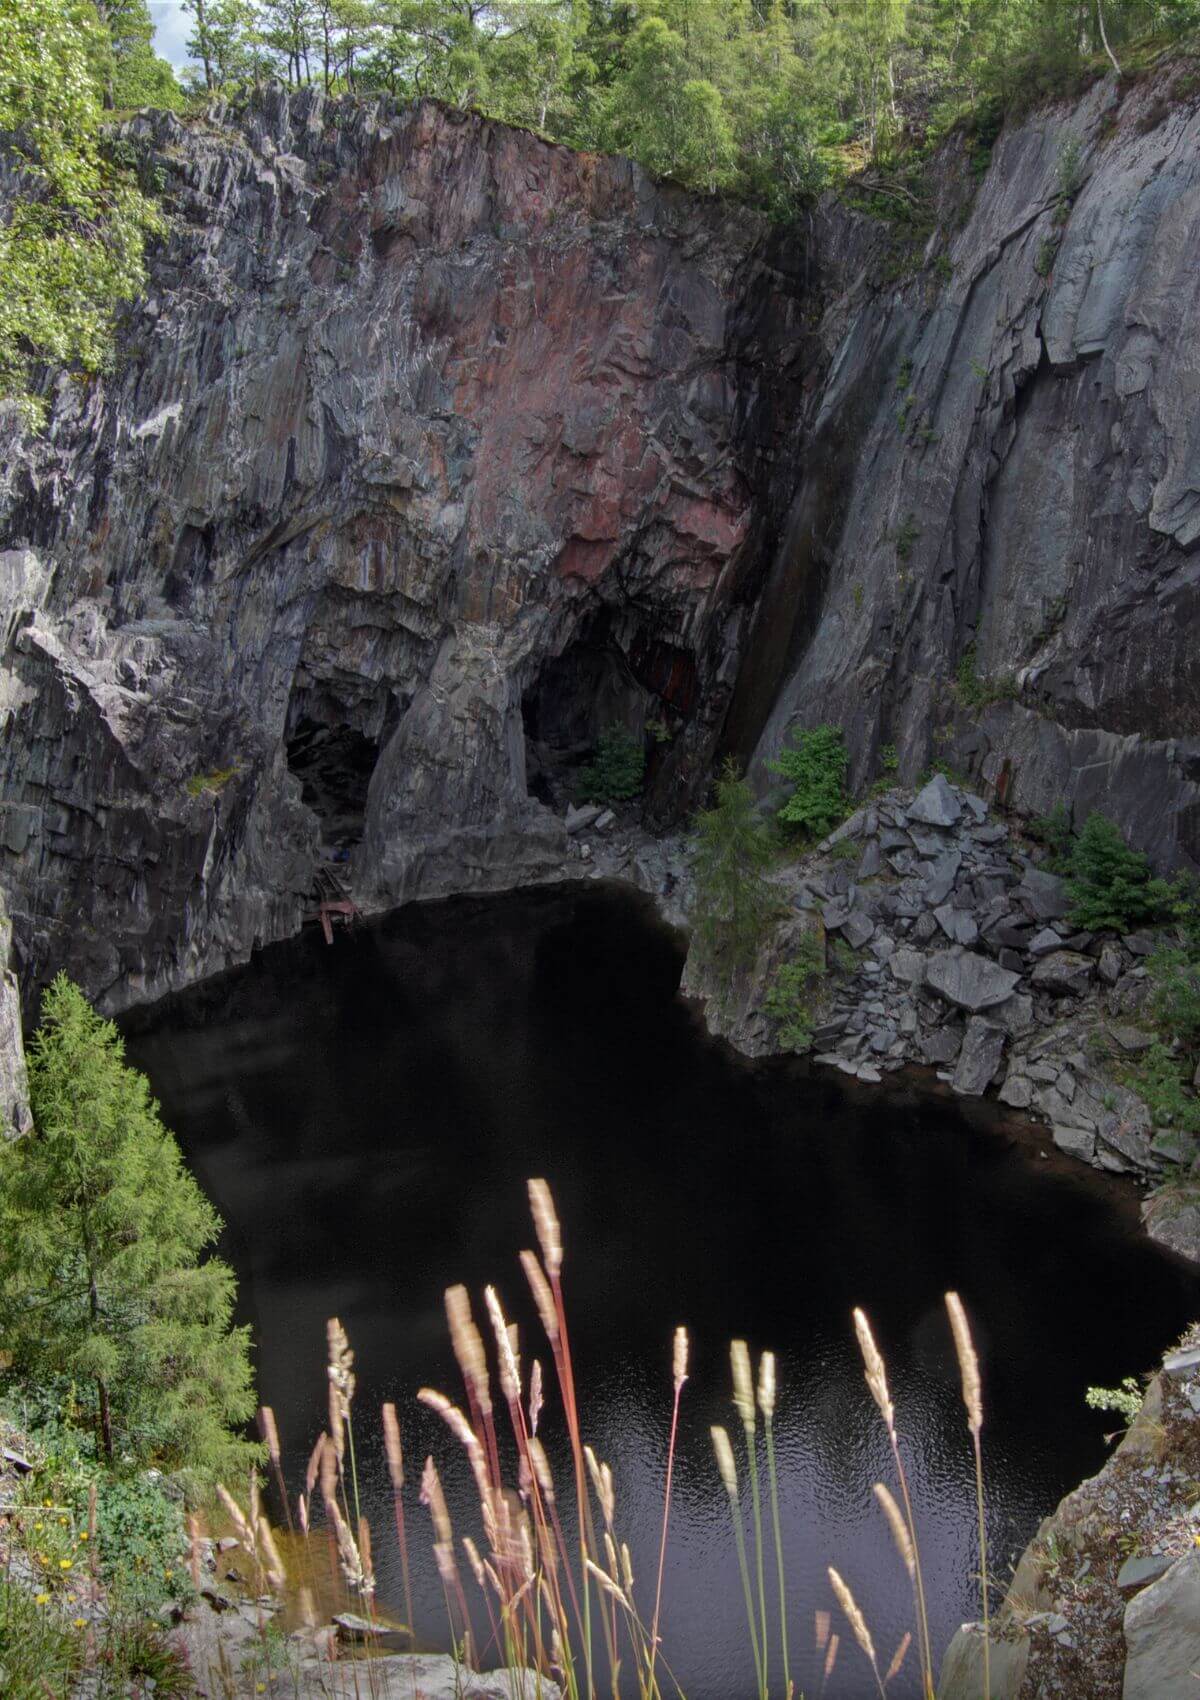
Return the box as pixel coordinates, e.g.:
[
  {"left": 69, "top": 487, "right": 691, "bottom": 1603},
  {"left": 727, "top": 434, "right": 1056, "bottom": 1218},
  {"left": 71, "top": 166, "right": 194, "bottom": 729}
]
[
  {"left": 0, "top": 91, "right": 808, "bottom": 1007},
  {"left": 739, "top": 72, "right": 1200, "bottom": 865},
  {"left": 1, "top": 73, "right": 1199, "bottom": 1010}
]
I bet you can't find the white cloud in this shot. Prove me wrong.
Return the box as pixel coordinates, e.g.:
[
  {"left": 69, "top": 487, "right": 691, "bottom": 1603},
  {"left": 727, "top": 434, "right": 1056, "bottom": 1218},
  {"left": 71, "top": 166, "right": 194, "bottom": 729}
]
[{"left": 149, "top": 2, "right": 195, "bottom": 71}]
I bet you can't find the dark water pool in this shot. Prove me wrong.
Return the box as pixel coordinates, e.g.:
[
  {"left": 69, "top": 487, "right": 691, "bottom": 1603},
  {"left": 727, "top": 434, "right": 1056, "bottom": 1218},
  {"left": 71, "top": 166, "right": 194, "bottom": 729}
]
[{"left": 123, "top": 884, "right": 1200, "bottom": 1699}]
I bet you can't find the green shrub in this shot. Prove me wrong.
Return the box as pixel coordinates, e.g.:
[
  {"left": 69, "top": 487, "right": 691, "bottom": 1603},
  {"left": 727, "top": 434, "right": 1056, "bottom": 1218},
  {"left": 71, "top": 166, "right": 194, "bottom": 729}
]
[
  {"left": 763, "top": 933, "right": 826, "bottom": 1052},
  {"left": 770, "top": 725, "right": 848, "bottom": 839},
  {"left": 955, "top": 643, "right": 1017, "bottom": 708},
  {"left": 1130, "top": 1042, "right": 1200, "bottom": 1137},
  {"left": 1085, "top": 1378, "right": 1142, "bottom": 1425},
  {"left": 690, "top": 760, "right": 780, "bottom": 981},
  {"left": 1028, "top": 803, "right": 1076, "bottom": 871},
  {"left": 3, "top": 1382, "right": 193, "bottom": 1612},
  {"left": 1149, "top": 950, "right": 1200, "bottom": 1055},
  {"left": 578, "top": 725, "right": 645, "bottom": 805},
  {"left": 1065, "top": 814, "right": 1173, "bottom": 934}
]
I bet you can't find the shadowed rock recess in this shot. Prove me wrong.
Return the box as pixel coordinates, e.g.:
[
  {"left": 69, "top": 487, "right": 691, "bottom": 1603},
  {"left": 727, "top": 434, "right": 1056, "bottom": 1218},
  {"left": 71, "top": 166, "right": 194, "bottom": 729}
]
[{"left": 2, "top": 73, "right": 1200, "bottom": 1015}]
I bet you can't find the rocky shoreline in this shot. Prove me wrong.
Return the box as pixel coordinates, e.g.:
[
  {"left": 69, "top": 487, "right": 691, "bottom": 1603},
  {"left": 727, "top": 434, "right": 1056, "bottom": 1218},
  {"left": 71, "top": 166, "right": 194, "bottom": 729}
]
[{"left": 532, "top": 774, "right": 1200, "bottom": 1265}]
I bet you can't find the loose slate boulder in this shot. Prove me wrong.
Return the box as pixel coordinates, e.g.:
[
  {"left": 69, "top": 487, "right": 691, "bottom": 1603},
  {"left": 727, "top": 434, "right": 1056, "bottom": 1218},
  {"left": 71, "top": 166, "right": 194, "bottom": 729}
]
[
  {"left": 907, "top": 773, "right": 962, "bottom": 828},
  {"left": 1031, "top": 950, "right": 1094, "bottom": 997},
  {"left": 952, "top": 1018, "right": 1007, "bottom": 1096},
  {"left": 1015, "top": 867, "right": 1070, "bottom": 921},
  {"left": 934, "top": 904, "right": 978, "bottom": 946},
  {"left": 889, "top": 948, "right": 926, "bottom": 986},
  {"left": 926, "top": 949, "right": 1020, "bottom": 1012},
  {"left": 1123, "top": 1549, "right": 1200, "bottom": 1700},
  {"left": 922, "top": 851, "right": 962, "bottom": 907}
]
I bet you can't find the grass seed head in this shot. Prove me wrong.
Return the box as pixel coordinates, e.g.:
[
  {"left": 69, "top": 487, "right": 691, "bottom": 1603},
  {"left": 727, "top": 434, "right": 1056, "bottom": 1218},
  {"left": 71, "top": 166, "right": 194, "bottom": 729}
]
[
  {"left": 711, "top": 1425, "right": 739, "bottom": 1499},
  {"left": 945, "top": 1291, "right": 983, "bottom": 1435},
  {"left": 528, "top": 1179, "right": 563, "bottom": 1279},
  {"left": 485, "top": 1286, "right": 522, "bottom": 1404},
  {"left": 382, "top": 1402, "right": 404, "bottom": 1491},
  {"left": 873, "top": 1482, "right": 914, "bottom": 1577},
  {"left": 886, "top": 1631, "right": 913, "bottom": 1684},
  {"left": 520, "top": 1250, "right": 559, "bottom": 1344},
  {"left": 673, "top": 1325, "right": 689, "bottom": 1393},
  {"left": 828, "top": 1566, "right": 877, "bottom": 1670},
  {"left": 446, "top": 1285, "right": 492, "bottom": 1418},
  {"left": 258, "top": 1406, "right": 281, "bottom": 1469},
  {"left": 731, "top": 1340, "right": 755, "bottom": 1433},
  {"left": 757, "top": 1350, "right": 776, "bottom": 1423},
  {"left": 852, "top": 1307, "right": 894, "bottom": 1432}
]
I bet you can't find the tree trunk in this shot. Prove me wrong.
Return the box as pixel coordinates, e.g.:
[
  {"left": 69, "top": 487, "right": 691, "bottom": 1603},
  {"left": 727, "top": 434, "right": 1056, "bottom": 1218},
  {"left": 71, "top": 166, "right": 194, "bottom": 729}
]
[
  {"left": 193, "top": 0, "right": 215, "bottom": 91},
  {"left": 1096, "top": 0, "right": 1121, "bottom": 77}
]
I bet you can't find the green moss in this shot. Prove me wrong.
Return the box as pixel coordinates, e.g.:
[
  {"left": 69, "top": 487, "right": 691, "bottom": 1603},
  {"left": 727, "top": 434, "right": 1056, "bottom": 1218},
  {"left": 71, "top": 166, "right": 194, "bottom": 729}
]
[{"left": 185, "top": 766, "right": 237, "bottom": 797}]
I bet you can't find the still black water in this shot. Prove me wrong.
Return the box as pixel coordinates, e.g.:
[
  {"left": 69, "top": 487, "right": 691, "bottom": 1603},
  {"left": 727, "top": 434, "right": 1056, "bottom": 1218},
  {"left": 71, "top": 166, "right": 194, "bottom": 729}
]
[{"left": 124, "top": 884, "right": 1200, "bottom": 1699}]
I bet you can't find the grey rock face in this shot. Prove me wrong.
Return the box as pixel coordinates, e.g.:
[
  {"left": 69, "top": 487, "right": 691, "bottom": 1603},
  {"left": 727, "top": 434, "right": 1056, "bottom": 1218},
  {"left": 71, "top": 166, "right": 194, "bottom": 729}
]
[
  {"left": 1123, "top": 1549, "right": 1200, "bottom": 1700},
  {"left": 926, "top": 949, "right": 1020, "bottom": 1012},
  {"left": 747, "top": 75, "right": 1200, "bottom": 879}
]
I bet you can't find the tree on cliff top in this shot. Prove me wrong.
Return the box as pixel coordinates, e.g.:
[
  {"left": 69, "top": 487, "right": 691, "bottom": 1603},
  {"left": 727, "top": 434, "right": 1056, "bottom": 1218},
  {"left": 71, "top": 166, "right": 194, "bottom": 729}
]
[
  {"left": 0, "top": 0, "right": 163, "bottom": 416},
  {"left": 0, "top": 975, "right": 259, "bottom": 1488}
]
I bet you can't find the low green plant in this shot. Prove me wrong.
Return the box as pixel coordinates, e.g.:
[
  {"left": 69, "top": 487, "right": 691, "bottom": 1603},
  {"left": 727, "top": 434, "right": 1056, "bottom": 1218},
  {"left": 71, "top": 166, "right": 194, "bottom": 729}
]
[
  {"left": 0, "top": 1576, "right": 81, "bottom": 1700},
  {"left": 894, "top": 514, "right": 919, "bottom": 559},
  {"left": 954, "top": 643, "right": 1017, "bottom": 708},
  {"left": 1066, "top": 814, "right": 1173, "bottom": 933},
  {"left": 185, "top": 766, "right": 237, "bottom": 797},
  {"left": 94, "top": 1614, "right": 195, "bottom": 1695},
  {"left": 1034, "top": 234, "right": 1060, "bottom": 276},
  {"left": 1149, "top": 949, "right": 1200, "bottom": 1055},
  {"left": 763, "top": 934, "right": 826, "bottom": 1052},
  {"left": 578, "top": 725, "right": 645, "bottom": 804},
  {"left": 878, "top": 742, "right": 899, "bottom": 774},
  {"left": 1028, "top": 803, "right": 1076, "bottom": 870},
  {"left": 1085, "top": 1377, "right": 1142, "bottom": 1426},
  {"left": 1130, "top": 1042, "right": 1200, "bottom": 1137},
  {"left": 770, "top": 725, "right": 848, "bottom": 840},
  {"left": 646, "top": 718, "right": 673, "bottom": 746}
]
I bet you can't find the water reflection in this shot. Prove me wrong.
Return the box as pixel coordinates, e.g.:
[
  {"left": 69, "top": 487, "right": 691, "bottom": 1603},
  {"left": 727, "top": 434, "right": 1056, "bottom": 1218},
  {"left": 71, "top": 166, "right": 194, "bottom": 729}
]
[{"left": 124, "top": 884, "right": 1200, "bottom": 1698}]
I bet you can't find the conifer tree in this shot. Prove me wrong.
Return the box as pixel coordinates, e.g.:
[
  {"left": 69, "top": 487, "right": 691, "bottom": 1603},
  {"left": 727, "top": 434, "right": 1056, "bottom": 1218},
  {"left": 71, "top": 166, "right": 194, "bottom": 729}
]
[
  {"left": 0, "top": 976, "right": 259, "bottom": 1487},
  {"left": 691, "top": 758, "right": 779, "bottom": 979}
]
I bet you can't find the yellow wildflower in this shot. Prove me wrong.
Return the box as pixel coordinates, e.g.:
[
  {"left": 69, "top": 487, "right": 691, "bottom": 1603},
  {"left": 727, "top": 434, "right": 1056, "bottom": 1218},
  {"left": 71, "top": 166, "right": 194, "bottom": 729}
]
[
  {"left": 59, "top": 1559, "right": 72, "bottom": 1571},
  {"left": 35, "top": 1593, "right": 50, "bottom": 1606}
]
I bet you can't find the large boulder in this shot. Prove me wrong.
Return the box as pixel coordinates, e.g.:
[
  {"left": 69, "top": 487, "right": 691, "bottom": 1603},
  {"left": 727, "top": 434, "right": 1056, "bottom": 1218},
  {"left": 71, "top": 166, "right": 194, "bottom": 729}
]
[
  {"left": 937, "top": 1622, "right": 1030, "bottom": 1700},
  {"left": 1015, "top": 868, "right": 1071, "bottom": 922},
  {"left": 907, "top": 773, "right": 963, "bottom": 828},
  {"left": 1123, "top": 1549, "right": 1200, "bottom": 1700},
  {"left": 1031, "top": 950, "right": 1094, "bottom": 997},
  {"left": 951, "top": 1018, "right": 1007, "bottom": 1096},
  {"left": 926, "top": 949, "right": 1021, "bottom": 1012}
]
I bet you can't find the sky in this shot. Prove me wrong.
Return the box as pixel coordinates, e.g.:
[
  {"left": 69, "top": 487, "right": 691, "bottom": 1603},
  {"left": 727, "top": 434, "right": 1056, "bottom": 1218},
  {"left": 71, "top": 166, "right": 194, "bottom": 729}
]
[{"left": 150, "top": 2, "right": 194, "bottom": 71}]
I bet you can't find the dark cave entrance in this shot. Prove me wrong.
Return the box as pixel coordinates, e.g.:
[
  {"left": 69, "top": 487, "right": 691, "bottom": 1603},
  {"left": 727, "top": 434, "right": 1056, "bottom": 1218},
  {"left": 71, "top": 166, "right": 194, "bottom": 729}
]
[
  {"left": 521, "top": 629, "right": 647, "bottom": 806},
  {"left": 286, "top": 718, "right": 382, "bottom": 851},
  {"left": 521, "top": 615, "right": 696, "bottom": 810}
]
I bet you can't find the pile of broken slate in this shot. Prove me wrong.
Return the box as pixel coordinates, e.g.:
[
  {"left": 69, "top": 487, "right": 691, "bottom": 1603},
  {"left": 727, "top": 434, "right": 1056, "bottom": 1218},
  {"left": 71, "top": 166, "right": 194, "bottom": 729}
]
[{"left": 799, "top": 772, "right": 1172, "bottom": 1180}]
